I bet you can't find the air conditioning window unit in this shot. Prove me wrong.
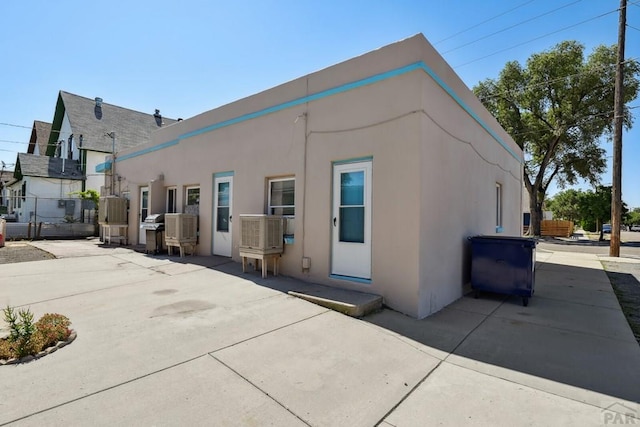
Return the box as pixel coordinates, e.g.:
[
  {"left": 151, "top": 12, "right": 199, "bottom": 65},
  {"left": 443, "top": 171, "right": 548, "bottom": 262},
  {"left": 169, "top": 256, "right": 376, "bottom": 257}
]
[
  {"left": 165, "top": 213, "right": 197, "bottom": 245},
  {"left": 239, "top": 214, "right": 283, "bottom": 255},
  {"left": 98, "top": 197, "right": 128, "bottom": 225}
]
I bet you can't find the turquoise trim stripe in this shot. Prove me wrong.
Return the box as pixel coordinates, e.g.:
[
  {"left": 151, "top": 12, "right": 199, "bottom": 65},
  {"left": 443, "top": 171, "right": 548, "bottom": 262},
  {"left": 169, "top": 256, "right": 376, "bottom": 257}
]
[
  {"left": 333, "top": 156, "right": 374, "bottom": 166},
  {"left": 110, "top": 59, "right": 522, "bottom": 170},
  {"left": 96, "top": 161, "right": 111, "bottom": 173},
  {"left": 179, "top": 62, "right": 423, "bottom": 141},
  {"left": 329, "top": 274, "right": 372, "bottom": 285},
  {"left": 117, "top": 139, "right": 180, "bottom": 162},
  {"left": 95, "top": 139, "right": 179, "bottom": 172},
  {"left": 417, "top": 63, "right": 521, "bottom": 162},
  {"left": 214, "top": 171, "right": 234, "bottom": 178}
]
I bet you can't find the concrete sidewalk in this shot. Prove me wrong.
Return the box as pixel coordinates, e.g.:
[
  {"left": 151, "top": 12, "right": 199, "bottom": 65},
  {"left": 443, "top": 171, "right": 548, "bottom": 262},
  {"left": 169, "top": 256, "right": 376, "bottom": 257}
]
[{"left": 1, "top": 240, "right": 639, "bottom": 426}]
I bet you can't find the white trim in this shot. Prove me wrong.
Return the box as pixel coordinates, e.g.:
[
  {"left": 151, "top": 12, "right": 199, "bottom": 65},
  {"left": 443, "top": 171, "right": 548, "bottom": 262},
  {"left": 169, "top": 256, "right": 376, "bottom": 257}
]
[{"left": 267, "top": 177, "right": 295, "bottom": 216}]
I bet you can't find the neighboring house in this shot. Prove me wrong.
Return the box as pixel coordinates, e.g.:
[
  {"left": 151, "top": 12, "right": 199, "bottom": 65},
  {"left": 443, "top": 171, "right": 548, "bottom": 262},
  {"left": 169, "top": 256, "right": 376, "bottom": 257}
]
[
  {"left": 0, "top": 168, "right": 14, "bottom": 212},
  {"left": 27, "top": 120, "right": 52, "bottom": 156},
  {"left": 4, "top": 120, "right": 56, "bottom": 221},
  {"left": 6, "top": 153, "right": 83, "bottom": 223},
  {"left": 109, "top": 34, "right": 523, "bottom": 318},
  {"left": 45, "top": 91, "right": 176, "bottom": 194}
]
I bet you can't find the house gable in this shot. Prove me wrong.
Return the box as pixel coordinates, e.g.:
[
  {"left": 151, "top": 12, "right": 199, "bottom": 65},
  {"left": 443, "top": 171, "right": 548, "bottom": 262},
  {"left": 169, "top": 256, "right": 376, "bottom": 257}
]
[
  {"left": 54, "top": 91, "right": 178, "bottom": 155},
  {"left": 28, "top": 121, "right": 52, "bottom": 156},
  {"left": 16, "top": 153, "right": 83, "bottom": 180}
]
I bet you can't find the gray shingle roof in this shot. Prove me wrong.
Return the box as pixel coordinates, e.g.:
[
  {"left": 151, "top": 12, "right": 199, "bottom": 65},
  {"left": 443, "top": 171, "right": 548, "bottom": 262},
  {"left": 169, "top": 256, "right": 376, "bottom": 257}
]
[
  {"left": 59, "top": 91, "right": 177, "bottom": 153},
  {"left": 17, "top": 153, "right": 83, "bottom": 180},
  {"left": 28, "top": 121, "right": 52, "bottom": 155}
]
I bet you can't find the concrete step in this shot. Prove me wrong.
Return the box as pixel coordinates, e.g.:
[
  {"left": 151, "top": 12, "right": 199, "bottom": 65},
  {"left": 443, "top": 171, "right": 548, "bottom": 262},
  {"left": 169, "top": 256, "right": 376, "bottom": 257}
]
[{"left": 288, "top": 287, "right": 383, "bottom": 317}]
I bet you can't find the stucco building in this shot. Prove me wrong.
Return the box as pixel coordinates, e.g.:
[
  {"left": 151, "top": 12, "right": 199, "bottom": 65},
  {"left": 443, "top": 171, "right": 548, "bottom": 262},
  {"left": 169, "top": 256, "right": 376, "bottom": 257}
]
[{"left": 106, "top": 34, "right": 523, "bottom": 318}]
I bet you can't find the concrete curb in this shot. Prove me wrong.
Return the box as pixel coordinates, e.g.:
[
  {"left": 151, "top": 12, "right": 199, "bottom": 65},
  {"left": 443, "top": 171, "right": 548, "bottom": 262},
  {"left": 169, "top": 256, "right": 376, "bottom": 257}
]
[
  {"left": 288, "top": 290, "right": 382, "bottom": 317},
  {"left": 0, "top": 330, "right": 77, "bottom": 366}
]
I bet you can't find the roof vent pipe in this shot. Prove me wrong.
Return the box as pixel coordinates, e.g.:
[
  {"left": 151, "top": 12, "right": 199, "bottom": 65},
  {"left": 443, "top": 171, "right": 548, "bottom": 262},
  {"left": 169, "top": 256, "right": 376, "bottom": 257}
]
[{"left": 95, "top": 97, "right": 103, "bottom": 107}]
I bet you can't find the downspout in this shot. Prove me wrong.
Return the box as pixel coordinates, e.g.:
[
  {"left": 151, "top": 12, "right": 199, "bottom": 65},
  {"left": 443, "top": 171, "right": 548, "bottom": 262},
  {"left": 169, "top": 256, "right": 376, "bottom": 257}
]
[{"left": 301, "top": 77, "right": 310, "bottom": 272}]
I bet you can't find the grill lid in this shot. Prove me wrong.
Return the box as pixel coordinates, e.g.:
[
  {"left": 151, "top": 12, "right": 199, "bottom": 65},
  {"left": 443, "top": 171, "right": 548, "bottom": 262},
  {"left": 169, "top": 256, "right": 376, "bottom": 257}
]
[
  {"left": 144, "top": 214, "right": 165, "bottom": 223},
  {"left": 140, "top": 223, "right": 164, "bottom": 230}
]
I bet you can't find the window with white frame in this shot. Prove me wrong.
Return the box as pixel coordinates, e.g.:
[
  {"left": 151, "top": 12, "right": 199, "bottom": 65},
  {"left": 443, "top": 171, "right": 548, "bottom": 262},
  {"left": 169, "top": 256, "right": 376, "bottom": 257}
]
[
  {"left": 186, "top": 186, "right": 200, "bottom": 207},
  {"left": 166, "top": 187, "right": 177, "bottom": 213},
  {"left": 496, "top": 183, "right": 503, "bottom": 230},
  {"left": 268, "top": 178, "right": 295, "bottom": 216},
  {"left": 185, "top": 186, "right": 200, "bottom": 215}
]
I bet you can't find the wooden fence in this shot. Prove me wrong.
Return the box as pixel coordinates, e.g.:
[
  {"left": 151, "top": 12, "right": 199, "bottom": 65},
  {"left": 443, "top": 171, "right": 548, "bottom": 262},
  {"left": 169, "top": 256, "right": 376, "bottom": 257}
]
[{"left": 540, "top": 220, "right": 574, "bottom": 237}]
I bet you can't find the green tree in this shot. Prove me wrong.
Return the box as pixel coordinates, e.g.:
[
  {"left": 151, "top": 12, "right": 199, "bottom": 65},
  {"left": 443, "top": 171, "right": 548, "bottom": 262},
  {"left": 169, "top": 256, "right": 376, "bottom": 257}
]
[
  {"left": 474, "top": 41, "right": 640, "bottom": 236},
  {"left": 578, "top": 186, "right": 628, "bottom": 240},
  {"left": 546, "top": 189, "right": 582, "bottom": 221},
  {"left": 626, "top": 207, "right": 640, "bottom": 227}
]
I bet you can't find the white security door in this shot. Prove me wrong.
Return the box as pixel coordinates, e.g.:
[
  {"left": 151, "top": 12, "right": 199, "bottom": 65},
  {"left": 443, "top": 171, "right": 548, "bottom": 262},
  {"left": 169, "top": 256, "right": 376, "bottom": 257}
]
[
  {"left": 139, "top": 187, "right": 149, "bottom": 245},
  {"left": 331, "top": 161, "right": 372, "bottom": 279},
  {"left": 213, "top": 175, "right": 233, "bottom": 256}
]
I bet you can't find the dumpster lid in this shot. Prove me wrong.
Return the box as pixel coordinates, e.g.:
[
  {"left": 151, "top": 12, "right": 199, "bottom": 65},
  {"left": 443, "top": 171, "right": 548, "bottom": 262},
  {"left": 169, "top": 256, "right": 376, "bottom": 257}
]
[{"left": 469, "top": 235, "right": 537, "bottom": 246}]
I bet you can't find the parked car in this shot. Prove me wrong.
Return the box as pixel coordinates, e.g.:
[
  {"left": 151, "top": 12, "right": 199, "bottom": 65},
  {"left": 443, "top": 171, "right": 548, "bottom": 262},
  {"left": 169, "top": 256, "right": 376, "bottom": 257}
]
[
  {"left": 602, "top": 224, "right": 612, "bottom": 234},
  {"left": 631, "top": 224, "right": 640, "bottom": 232}
]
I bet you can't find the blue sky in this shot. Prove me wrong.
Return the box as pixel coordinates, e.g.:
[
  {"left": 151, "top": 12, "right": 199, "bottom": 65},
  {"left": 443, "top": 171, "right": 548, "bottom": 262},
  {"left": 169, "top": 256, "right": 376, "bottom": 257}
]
[{"left": 1, "top": 1, "right": 639, "bottom": 207}]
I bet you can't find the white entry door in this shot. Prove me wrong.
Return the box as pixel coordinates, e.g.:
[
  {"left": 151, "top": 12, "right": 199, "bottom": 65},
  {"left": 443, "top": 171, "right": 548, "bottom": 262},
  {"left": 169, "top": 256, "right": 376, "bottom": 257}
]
[
  {"left": 213, "top": 175, "right": 233, "bottom": 256},
  {"left": 139, "top": 187, "right": 149, "bottom": 245},
  {"left": 331, "top": 161, "right": 372, "bottom": 279}
]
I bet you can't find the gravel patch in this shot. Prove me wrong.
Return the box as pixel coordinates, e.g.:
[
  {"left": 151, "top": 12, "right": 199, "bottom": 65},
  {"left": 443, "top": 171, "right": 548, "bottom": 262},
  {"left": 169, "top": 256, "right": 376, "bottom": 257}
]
[
  {"left": 602, "top": 261, "right": 640, "bottom": 345},
  {"left": 0, "top": 242, "right": 56, "bottom": 264}
]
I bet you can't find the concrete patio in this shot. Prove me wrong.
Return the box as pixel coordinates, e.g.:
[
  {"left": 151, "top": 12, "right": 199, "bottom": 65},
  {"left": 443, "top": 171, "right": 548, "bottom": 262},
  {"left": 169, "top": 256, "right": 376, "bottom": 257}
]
[{"left": 0, "top": 239, "right": 638, "bottom": 426}]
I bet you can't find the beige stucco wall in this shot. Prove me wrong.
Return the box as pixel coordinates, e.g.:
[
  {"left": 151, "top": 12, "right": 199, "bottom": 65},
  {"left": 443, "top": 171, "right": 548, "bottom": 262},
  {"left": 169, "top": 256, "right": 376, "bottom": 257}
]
[
  {"left": 415, "top": 39, "right": 523, "bottom": 318},
  {"left": 112, "top": 34, "right": 522, "bottom": 318}
]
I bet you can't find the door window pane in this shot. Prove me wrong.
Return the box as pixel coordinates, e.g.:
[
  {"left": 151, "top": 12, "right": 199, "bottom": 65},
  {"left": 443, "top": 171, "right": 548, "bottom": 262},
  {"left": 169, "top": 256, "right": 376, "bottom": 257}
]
[
  {"left": 217, "top": 207, "right": 229, "bottom": 232},
  {"left": 216, "top": 181, "right": 230, "bottom": 232},
  {"left": 141, "top": 190, "right": 148, "bottom": 220},
  {"left": 217, "top": 182, "right": 229, "bottom": 207},
  {"left": 167, "top": 188, "right": 176, "bottom": 213},
  {"left": 341, "top": 171, "right": 364, "bottom": 206},
  {"left": 340, "top": 207, "right": 364, "bottom": 243}
]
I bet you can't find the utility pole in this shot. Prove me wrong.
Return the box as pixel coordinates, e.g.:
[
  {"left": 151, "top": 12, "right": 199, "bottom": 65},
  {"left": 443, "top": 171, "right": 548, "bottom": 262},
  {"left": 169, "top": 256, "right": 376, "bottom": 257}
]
[{"left": 610, "top": 0, "right": 626, "bottom": 257}]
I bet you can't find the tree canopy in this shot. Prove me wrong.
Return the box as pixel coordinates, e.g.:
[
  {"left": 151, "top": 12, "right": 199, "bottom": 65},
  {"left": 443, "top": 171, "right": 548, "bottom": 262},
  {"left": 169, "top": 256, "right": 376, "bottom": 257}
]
[
  {"left": 547, "top": 186, "right": 629, "bottom": 239},
  {"left": 473, "top": 41, "right": 640, "bottom": 235},
  {"left": 627, "top": 208, "right": 640, "bottom": 227}
]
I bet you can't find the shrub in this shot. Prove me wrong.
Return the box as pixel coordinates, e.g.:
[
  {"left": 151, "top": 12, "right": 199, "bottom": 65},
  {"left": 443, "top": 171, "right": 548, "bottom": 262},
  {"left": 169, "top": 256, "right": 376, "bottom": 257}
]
[
  {"left": 34, "top": 313, "right": 71, "bottom": 349},
  {"left": 1, "top": 307, "right": 72, "bottom": 361},
  {"left": 0, "top": 339, "right": 16, "bottom": 360},
  {"left": 3, "top": 306, "right": 37, "bottom": 358}
]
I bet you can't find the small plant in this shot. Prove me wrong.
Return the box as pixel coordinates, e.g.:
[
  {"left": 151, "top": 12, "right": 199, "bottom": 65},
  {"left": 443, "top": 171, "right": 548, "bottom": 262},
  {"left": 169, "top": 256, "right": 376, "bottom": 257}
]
[
  {"left": 34, "top": 313, "right": 71, "bottom": 349},
  {"left": 1, "top": 306, "right": 72, "bottom": 361},
  {"left": 3, "top": 305, "right": 37, "bottom": 358}
]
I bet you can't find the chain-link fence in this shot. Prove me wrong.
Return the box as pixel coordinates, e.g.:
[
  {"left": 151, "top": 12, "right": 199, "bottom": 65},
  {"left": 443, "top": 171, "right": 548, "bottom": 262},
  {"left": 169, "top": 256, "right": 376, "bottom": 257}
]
[
  {"left": 4, "top": 196, "right": 95, "bottom": 224},
  {"left": 3, "top": 196, "right": 97, "bottom": 239}
]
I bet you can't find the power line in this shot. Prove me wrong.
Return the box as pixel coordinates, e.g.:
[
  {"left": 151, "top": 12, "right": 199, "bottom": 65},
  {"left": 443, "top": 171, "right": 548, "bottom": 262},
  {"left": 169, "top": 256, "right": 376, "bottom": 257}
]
[
  {"left": 442, "top": 0, "right": 585, "bottom": 55},
  {"left": 503, "top": 105, "right": 640, "bottom": 140},
  {"left": 0, "top": 122, "right": 32, "bottom": 129},
  {"left": 627, "top": 23, "right": 640, "bottom": 32},
  {"left": 0, "top": 139, "right": 29, "bottom": 145},
  {"left": 476, "top": 56, "right": 640, "bottom": 101},
  {"left": 454, "top": 8, "right": 618, "bottom": 68},
  {"left": 434, "top": 0, "right": 536, "bottom": 45}
]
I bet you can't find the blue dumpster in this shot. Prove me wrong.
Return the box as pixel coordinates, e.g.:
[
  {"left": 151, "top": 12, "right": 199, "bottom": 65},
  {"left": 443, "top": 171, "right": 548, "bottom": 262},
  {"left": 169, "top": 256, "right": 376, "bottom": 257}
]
[{"left": 469, "top": 236, "right": 536, "bottom": 306}]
